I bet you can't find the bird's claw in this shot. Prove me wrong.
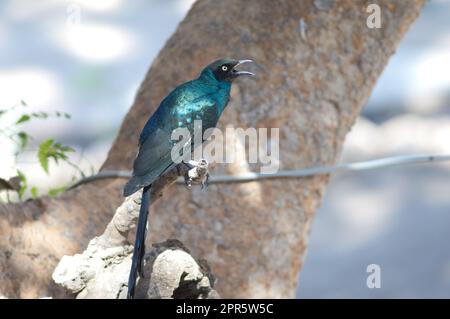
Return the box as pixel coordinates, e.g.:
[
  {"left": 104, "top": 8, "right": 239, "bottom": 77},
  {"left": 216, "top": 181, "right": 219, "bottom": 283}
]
[{"left": 182, "top": 159, "right": 209, "bottom": 189}]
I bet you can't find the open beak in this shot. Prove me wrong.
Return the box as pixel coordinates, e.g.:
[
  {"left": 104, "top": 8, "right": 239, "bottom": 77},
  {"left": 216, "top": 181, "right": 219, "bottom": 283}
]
[{"left": 232, "top": 59, "right": 255, "bottom": 77}]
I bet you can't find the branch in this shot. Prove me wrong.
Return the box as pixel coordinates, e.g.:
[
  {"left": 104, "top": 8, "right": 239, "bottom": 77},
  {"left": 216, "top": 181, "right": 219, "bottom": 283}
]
[{"left": 52, "top": 162, "right": 217, "bottom": 298}]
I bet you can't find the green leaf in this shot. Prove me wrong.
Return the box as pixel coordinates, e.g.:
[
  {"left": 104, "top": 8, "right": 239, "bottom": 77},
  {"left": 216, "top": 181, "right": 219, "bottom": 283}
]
[
  {"left": 16, "top": 169, "right": 27, "bottom": 200},
  {"left": 20, "top": 100, "right": 27, "bottom": 107},
  {"left": 17, "top": 131, "right": 28, "bottom": 150},
  {"left": 37, "top": 139, "right": 75, "bottom": 174},
  {"left": 30, "top": 186, "right": 38, "bottom": 199},
  {"left": 63, "top": 146, "right": 75, "bottom": 152},
  {"left": 16, "top": 114, "right": 30, "bottom": 124},
  {"left": 56, "top": 144, "right": 75, "bottom": 153},
  {"left": 31, "top": 112, "right": 48, "bottom": 119},
  {"left": 48, "top": 186, "right": 67, "bottom": 197},
  {"left": 63, "top": 113, "right": 71, "bottom": 119},
  {"left": 17, "top": 169, "right": 26, "bottom": 183},
  {"left": 38, "top": 139, "right": 54, "bottom": 174}
]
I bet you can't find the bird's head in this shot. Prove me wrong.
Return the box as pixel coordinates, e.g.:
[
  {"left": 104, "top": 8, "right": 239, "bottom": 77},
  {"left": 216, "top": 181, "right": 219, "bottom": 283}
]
[{"left": 202, "top": 59, "right": 254, "bottom": 82}]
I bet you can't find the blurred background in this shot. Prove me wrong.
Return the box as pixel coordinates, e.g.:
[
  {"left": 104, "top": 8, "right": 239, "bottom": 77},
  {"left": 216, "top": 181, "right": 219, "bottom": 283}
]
[{"left": 0, "top": 0, "right": 449, "bottom": 298}]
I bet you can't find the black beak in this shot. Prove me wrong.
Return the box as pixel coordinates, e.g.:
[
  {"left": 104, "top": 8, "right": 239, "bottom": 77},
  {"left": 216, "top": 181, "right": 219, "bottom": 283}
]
[{"left": 232, "top": 59, "right": 255, "bottom": 77}]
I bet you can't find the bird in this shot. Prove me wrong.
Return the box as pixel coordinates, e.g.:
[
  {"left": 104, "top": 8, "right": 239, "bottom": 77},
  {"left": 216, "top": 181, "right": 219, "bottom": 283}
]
[{"left": 123, "top": 58, "right": 254, "bottom": 299}]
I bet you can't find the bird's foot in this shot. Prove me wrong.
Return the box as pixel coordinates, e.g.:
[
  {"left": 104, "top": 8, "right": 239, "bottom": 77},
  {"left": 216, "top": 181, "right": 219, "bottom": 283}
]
[{"left": 182, "top": 159, "right": 209, "bottom": 189}]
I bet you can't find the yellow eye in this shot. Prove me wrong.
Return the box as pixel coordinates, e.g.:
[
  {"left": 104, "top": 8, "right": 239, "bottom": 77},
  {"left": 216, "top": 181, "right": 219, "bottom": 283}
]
[{"left": 221, "top": 65, "right": 228, "bottom": 71}]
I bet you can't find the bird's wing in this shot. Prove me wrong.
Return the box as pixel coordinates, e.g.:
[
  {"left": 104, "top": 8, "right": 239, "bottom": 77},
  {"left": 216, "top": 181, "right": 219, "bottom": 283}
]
[
  {"left": 131, "top": 91, "right": 217, "bottom": 187},
  {"left": 123, "top": 129, "right": 190, "bottom": 196},
  {"left": 132, "top": 126, "right": 177, "bottom": 177}
]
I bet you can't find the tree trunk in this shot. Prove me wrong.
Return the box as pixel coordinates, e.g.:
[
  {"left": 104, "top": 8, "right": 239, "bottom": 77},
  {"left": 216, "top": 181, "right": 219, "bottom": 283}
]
[{"left": 0, "top": 0, "right": 424, "bottom": 298}]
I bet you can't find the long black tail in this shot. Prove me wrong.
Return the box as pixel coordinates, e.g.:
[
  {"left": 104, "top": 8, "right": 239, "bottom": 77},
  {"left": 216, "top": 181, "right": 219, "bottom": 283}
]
[{"left": 127, "top": 185, "right": 151, "bottom": 299}]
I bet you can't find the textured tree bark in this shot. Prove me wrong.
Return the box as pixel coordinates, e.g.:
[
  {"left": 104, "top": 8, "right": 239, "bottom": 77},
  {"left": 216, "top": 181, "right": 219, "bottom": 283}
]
[{"left": 0, "top": 0, "right": 424, "bottom": 298}]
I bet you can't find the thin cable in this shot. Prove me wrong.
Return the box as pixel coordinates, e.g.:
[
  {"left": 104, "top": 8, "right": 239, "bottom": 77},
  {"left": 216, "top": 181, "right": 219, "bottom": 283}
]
[{"left": 68, "top": 154, "right": 450, "bottom": 189}]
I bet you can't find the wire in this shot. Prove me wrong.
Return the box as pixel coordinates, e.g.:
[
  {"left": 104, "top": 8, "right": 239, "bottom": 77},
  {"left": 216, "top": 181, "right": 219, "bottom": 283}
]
[
  {"left": 68, "top": 154, "right": 450, "bottom": 189},
  {"left": 68, "top": 170, "right": 131, "bottom": 189}
]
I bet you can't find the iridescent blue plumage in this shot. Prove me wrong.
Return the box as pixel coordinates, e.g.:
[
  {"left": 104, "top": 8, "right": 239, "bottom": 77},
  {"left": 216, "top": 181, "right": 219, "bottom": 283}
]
[
  {"left": 124, "top": 59, "right": 253, "bottom": 299},
  {"left": 138, "top": 68, "right": 231, "bottom": 147}
]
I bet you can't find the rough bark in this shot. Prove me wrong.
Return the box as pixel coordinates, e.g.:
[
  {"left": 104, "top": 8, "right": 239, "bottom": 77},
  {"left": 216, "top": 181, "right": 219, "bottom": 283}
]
[{"left": 0, "top": 0, "right": 424, "bottom": 298}]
